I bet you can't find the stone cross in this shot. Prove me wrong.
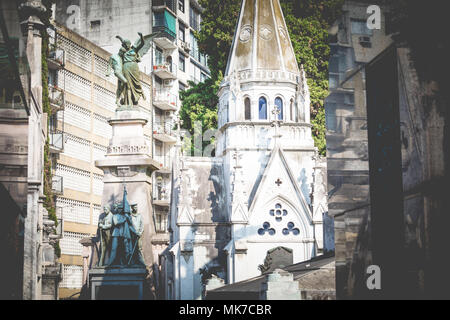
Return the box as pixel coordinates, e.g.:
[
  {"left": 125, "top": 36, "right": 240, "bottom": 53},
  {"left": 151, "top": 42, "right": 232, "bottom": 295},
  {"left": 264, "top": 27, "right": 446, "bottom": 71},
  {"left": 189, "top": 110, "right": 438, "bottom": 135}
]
[
  {"left": 271, "top": 106, "right": 282, "bottom": 143},
  {"left": 232, "top": 150, "right": 243, "bottom": 169},
  {"left": 275, "top": 178, "right": 282, "bottom": 186}
]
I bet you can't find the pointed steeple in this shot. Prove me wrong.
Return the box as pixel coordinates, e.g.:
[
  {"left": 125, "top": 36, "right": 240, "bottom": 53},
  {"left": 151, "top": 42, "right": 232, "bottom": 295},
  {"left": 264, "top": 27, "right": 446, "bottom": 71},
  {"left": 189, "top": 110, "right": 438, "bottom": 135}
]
[{"left": 225, "top": 0, "right": 300, "bottom": 77}]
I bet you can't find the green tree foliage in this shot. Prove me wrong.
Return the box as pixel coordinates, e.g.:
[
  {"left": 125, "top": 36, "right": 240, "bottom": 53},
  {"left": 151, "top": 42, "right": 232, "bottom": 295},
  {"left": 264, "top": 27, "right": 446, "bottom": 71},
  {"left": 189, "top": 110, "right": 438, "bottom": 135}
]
[
  {"left": 196, "top": 0, "right": 242, "bottom": 80},
  {"left": 181, "top": 0, "right": 343, "bottom": 156},
  {"left": 179, "top": 76, "right": 221, "bottom": 155}
]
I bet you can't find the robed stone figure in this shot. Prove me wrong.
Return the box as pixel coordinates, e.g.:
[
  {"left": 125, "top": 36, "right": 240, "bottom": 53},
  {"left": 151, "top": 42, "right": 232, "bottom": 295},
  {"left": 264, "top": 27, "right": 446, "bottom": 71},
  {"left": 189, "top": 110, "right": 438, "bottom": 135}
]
[{"left": 108, "top": 32, "right": 153, "bottom": 108}]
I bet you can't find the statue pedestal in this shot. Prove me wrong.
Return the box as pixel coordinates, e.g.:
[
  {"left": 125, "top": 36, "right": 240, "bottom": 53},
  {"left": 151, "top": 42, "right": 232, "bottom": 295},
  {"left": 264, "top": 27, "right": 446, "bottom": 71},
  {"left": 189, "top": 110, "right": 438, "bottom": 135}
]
[{"left": 89, "top": 267, "right": 147, "bottom": 300}]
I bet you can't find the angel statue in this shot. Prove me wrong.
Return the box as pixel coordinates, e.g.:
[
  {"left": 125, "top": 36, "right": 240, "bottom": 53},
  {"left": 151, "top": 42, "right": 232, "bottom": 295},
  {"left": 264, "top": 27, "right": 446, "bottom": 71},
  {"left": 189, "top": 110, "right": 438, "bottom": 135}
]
[{"left": 108, "top": 32, "right": 153, "bottom": 109}]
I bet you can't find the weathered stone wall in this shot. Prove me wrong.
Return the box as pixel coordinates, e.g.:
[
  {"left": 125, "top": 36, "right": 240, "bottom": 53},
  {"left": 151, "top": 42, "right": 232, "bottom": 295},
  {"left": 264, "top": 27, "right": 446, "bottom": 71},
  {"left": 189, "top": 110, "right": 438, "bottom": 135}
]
[{"left": 327, "top": 1, "right": 450, "bottom": 299}]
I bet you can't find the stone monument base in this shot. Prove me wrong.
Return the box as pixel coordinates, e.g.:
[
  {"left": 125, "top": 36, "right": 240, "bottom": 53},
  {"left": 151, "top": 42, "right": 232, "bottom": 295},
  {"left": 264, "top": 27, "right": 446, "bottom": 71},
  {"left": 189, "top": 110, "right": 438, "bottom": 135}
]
[{"left": 89, "top": 266, "right": 147, "bottom": 300}]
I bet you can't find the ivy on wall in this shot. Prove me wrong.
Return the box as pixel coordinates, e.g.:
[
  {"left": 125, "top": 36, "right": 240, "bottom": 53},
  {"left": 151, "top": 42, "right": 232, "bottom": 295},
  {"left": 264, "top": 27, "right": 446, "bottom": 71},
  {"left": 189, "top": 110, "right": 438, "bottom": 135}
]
[{"left": 41, "top": 0, "right": 60, "bottom": 258}]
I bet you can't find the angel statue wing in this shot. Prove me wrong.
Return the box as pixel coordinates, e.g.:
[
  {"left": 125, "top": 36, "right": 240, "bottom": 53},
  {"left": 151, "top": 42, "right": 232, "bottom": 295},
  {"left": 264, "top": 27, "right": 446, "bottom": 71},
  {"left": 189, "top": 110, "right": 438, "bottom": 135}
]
[
  {"left": 134, "top": 32, "right": 160, "bottom": 58},
  {"left": 107, "top": 54, "right": 127, "bottom": 84}
]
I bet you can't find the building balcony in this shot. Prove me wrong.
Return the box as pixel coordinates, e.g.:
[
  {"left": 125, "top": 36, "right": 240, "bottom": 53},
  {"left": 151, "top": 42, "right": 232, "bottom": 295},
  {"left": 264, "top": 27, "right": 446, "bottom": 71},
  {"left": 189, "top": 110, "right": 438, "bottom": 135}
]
[
  {"left": 154, "top": 155, "right": 171, "bottom": 173},
  {"left": 152, "top": 0, "right": 177, "bottom": 13},
  {"left": 49, "top": 131, "right": 64, "bottom": 154},
  {"left": 52, "top": 175, "right": 63, "bottom": 194},
  {"left": 55, "top": 206, "right": 64, "bottom": 237},
  {"left": 49, "top": 85, "right": 65, "bottom": 111},
  {"left": 153, "top": 199, "right": 170, "bottom": 207},
  {"left": 153, "top": 28, "right": 177, "bottom": 50},
  {"left": 153, "top": 197, "right": 170, "bottom": 207},
  {"left": 152, "top": 8, "right": 177, "bottom": 49},
  {"left": 47, "top": 44, "right": 65, "bottom": 70},
  {"left": 179, "top": 39, "right": 191, "bottom": 56},
  {"left": 153, "top": 181, "right": 170, "bottom": 207},
  {"left": 153, "top": 61, "right": 177, "bottom": 80},
  {"left": 153, "top": 89, "right": 177, "bottom": 111},
  {"left": 153, "top": 121, "right": 177, "bottom": 144}
]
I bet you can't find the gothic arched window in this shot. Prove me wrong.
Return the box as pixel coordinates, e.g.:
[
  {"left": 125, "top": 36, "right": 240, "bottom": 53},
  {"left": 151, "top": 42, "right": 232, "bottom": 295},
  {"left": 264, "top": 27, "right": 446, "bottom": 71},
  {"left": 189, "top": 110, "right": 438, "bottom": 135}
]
[
  {"left": 244, "top": 97, "right": 251, "bottom": 120},
  {"left": 275, "top": 97, "right": 283, "bottom": 120},
  {"left": 259, "top": 97, "right": 267, "bottom": 120}
]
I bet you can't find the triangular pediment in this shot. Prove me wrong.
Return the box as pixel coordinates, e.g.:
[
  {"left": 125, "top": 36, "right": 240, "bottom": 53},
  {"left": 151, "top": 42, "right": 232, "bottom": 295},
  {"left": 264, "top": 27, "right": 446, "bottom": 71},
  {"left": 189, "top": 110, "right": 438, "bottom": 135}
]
[
  {"left": 177, "top": 205, "right": 194, "bottom": 224},
  {"left": 249, "top": 146, "right": 312, "bottom": 224},
  {"left": 231, "top": 202, "right": 249, "bottom": 223}
]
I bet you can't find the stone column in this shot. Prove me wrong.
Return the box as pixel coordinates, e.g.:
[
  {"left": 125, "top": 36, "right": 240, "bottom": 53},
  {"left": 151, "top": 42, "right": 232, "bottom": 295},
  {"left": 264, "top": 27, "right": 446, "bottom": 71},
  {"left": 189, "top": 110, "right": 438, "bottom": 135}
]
[{"left": 19, "top": 0, "right": 46, "bottom": 300}]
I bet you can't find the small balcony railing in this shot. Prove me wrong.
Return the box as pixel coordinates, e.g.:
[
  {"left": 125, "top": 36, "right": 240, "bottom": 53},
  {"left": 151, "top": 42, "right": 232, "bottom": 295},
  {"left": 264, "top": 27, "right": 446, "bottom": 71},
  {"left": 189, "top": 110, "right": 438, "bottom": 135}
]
[
  {"left": 154, "top": 176, "right": 170, "bottom": 202},
  {"left": 153, "top": 0, "right": 177, "bottom": 13},
  {"left": 52, "top": 175, "right": 63, "bottom": 194},
  {"left": 153, "top": 121, "right": 177, "bottom": 144},
  {"left": 153, "top": 89, "right": 177, "bottom": 111},
  {"left": 49, "top": 131, "right": 64, "bottom": 153},
  {"left": 154, "top": 121, "right": 175, "bottom": 136},
  {"left": 153, "top": 61, "right": 177, "bottom": 79},
  {"left": 154, "top": 155, "right": 171, "bottom": 171},
  {"left": 48, "top": 44, "right": 65, "bottom": 69},
  {"left": 179, "top": 39, "right": 191, "bottom": 54},
  {"left": 49, "top": 85, "right": 64, "bottom": 111}
]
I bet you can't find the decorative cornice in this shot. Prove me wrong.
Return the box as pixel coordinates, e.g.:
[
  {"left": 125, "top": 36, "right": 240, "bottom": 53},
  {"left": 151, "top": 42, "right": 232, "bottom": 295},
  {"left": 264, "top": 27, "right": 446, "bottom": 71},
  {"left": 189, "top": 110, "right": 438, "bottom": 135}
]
[
  {"left": 18, "top": 1, "right": 46, "bottom": 32},
  {"left": 219, "top": 121, "right": 312, "bottom": 133}
]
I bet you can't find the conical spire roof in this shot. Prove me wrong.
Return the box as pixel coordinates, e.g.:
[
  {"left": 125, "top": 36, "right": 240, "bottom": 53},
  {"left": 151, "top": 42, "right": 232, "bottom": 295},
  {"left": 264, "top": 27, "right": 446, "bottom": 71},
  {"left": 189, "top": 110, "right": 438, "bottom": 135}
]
[{"left": 225, "top": 0, "right": 300, "bottom": 77}]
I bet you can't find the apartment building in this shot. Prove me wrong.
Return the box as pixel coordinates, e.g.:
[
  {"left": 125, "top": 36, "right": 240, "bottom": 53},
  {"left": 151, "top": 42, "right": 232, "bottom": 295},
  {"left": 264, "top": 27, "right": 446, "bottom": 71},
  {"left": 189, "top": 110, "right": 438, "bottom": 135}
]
[
  {"left": 53, "top": 1, "right": 210, "bottom": 275},
  {"left": 47, "top": 23, "right": 152, "bottom": 299},
  {"left": 150, "top": 0, "right": 210, "bottom": 265}
]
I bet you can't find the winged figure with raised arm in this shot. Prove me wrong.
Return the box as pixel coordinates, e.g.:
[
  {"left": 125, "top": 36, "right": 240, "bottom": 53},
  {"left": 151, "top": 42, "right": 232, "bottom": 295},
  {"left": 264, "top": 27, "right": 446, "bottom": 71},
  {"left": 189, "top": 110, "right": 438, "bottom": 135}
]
[{"left": 108, "top": 32, "right": 154, "bottom": 109}]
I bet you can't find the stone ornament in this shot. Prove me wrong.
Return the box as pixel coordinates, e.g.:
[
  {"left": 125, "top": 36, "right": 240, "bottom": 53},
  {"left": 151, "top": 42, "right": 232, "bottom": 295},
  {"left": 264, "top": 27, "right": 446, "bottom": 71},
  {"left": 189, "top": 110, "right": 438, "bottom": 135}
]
[
  {"left": 259, "top": 24, "right": 274, "bottom": 41},
  {"left": 239, "top": 25, "right": 253, "bottom": 43},
  {"left": 107, "top": 145, "right": 149, "bottom": 155},
  {"left": 278, "top": 27, "right": 288, "bottom": 44}
]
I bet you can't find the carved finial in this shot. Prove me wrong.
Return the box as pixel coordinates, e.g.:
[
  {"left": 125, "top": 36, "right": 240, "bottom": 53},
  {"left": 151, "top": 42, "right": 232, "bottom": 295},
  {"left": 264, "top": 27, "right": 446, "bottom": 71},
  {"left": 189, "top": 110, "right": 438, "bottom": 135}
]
[{"left": 271, "top": 106, "right": 282, "bottom": 145}]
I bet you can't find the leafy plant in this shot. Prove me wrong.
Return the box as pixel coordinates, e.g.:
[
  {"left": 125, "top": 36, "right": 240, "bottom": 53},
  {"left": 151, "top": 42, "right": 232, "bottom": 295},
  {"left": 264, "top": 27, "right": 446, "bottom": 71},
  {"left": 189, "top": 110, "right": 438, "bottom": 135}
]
[{"left": 41, "top": 0, "right": 60, "bottom": 258}]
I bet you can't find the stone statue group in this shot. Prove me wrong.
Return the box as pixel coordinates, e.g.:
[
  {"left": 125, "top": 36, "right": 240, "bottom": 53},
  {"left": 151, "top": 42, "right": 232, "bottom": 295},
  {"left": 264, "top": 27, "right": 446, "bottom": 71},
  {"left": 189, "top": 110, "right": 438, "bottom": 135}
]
[{"left": 97, "top": 186, "right": 145, "bottom": 267}]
